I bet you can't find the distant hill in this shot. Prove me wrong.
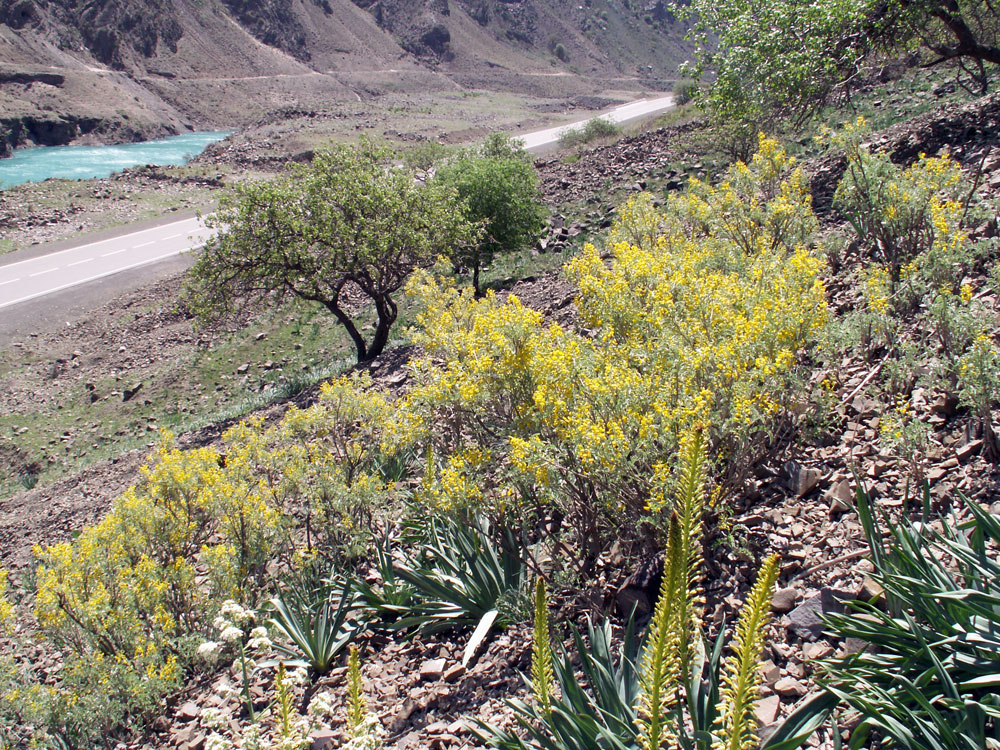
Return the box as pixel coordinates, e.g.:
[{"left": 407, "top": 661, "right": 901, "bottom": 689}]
[{"left": 0, "top": 0, "right": 691, "bottom": 154}]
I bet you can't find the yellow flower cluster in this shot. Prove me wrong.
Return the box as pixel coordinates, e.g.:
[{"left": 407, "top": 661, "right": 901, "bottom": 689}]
[
  {"left": 864, "top": 266, "right": 891, "bottom": 316},
  {"left": 31, "top": 371, "right": 399, "bottom": 709},
  {"left": 421, "top": 447, "right": 491, "bottom": 511},
  {"left": 389, "top": 137, "right": 827, "bottom": 528},
  {"left": 0, "top": 570, "right": 15, "bottom": 635}
]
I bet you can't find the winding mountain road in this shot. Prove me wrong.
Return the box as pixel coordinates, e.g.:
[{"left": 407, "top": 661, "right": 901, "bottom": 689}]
[{"left": 0, "top": 94, "right": 674, "bottom": 312}]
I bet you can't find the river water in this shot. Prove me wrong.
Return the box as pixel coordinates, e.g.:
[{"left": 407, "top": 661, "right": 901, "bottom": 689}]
[{"left": 0, "top": 131, "right": 231, "bottom": 189}]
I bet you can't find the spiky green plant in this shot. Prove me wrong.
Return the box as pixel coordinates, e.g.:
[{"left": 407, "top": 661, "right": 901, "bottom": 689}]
[
  {"left": 347, "top": 644, "right": 366, "bottom": 737},
  {"left": 530, "top": 578, "right": 555, "bottom": 721},
  {"left": 674, "top": 426, "right": 708, "bottom": 676},
  {"left": 390, "top": 512, "right": 525, "bottom": 633},
  {"left": 714, "top": 554, "right": 780, "bottom": 750},
  {"left": 268, "top": 576, "right": 357, "bottom": 675},
  {"left": 636, "top": 516, "right": 687, "bottom": 750}
]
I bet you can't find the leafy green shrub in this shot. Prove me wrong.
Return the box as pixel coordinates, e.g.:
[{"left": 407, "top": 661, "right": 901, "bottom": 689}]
[
  {"left": 187, "top": 139, "right": 478, "bottom": 363},
  {"left": 552, "top": 42, "right": 569, "bottom": 62},
  {"left": 816, "top": 483, "right": 1000, "bottom": 747},
  {"left": 826, "top": 119, "right": 1000, "bottom": 457},
  {"left": 673, "top": 79, "right": 698, "bottom": 106},
  {"left": 400, "top": 140, "right": 450, "bottom": 172},
  {"left": 829, "top": 118, "right": 968, "bottom": 294},
  {"left": 558, "top": 117, "right": 621, "bottom": 148},
  {"left": 1, "top": 646, "right": 182, "bottom": 749},
  {"left": 433, "top": 132, "right": 545, "bottom": 294},
  {"left": 958, "top": 332, "right": 1000, "bottom": 457},
  {"left": 682, "top": 0, "right": 1000, "bottom": 126}
]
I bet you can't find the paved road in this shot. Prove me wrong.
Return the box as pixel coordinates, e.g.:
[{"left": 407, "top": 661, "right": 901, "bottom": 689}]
[
  {"left": 0, "top": 215, "right": 213, "bottom": 310},
  {"left": 0, "top": 93, "right": 676, "bottom": 311},
  {"left": 517, "top": 93, "right": 676, "bottom": 152}
]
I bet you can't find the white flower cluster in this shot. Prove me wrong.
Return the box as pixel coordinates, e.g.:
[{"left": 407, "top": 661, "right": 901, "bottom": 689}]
[
  {"left": 307, "top": 690, "right": 336, "bottom": 720},
  {"left": 204, "top": 733, "right": 234, "bottom": 750},
  {"left": 285, "top": 666, "right": 309, "bottom": 686},
  {"left": 219, "top": 600, "right": 256, "bottom": 626},
  {"left": 201, "top": 707, "right": 228, "bottom": 731},
  {"left": 198, "top": 640, "right": 221, "bottom": 657},
  {"left": 344, "top": 716, "right": 386, "bottom": 750},
  {"left": 199, "top": 600, "right": 275, "bottom": 660},
  {"left": 216, "top": 680, "right": 238, "bottom": 699},
  {"left": 246, "top": 626, "right": 272, "bottom": 651},
  {"left": 212, "top": 599, "right": 256, "bottom": 643},
  {"left": 202, "top": 719, "right": 267, "bottom": 750},
  {"left": 213, "top": 600, "right": 256, "bottom": 645}
]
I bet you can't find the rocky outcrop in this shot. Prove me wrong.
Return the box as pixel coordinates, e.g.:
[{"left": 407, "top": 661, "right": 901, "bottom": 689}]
[
  {"left": 0, "top": 0, "right": 40, "bottom": 29},
  {"left": 0, "top": 114, "right": 171, "bottom": 157},
  {"left": 54, "top": 0, "right": 183, "bottom": 68},
  {"left": 0, "top": 70, "right": 64, "bottom": 86},
  {"left": 353, "top": 0, "right": 456, "bottom": 61},
  {"left": 220, "top": 0, "right": 310, "bottom": 61}
]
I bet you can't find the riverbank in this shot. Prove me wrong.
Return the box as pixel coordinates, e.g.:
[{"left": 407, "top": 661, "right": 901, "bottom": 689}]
[{"left": 0, "top": 131, "right": 231, "bottom": 188}]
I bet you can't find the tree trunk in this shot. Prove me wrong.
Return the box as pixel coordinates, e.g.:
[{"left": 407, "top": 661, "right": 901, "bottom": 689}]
[
  {"left": 365, "top": 295, "right": 398, "bottom": 362},
  {"left": 324, "top": 300, "right": 368, "bottom": 363}
]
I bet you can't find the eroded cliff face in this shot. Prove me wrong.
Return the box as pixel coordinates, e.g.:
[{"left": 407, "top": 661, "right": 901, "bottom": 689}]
[{"left": 0, "top": 0, "right": 183, "bottom": 68}]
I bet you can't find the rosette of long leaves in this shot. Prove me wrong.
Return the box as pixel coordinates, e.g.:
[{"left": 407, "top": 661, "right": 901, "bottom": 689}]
[
  {"left": 473, "top": 612, "right": 642, "bottom": 750},
  {"left": 819, "top": 483, "right": 1000, "bottom": 749},
  {"left": 268, "top": 576, "right": 358, "bottom": 675},
  {"left": 352, "top": 536, "right": 418, "bottom": 628},
  {"left": 390, "top": 512, "right": 525, "bottom": 634}
]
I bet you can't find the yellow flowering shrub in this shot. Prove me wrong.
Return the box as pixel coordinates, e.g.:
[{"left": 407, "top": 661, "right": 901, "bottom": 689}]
[
  {"left": 35, "top": 441, "right": 226, "bottom": 655},
  {"left": 35, "top": 375, "right": 396, "bottom": 657},
  {"left": 826, "top": 118, "right": 999, "bottom": 456},
  {"left": 17, "top": 372, "right": 400, "bottom": 744},
  {"left": 958, "top": 332, "right": 1000, "bottom": 455},
  {"left": 0, "top": 571, "right": 14, "bottom": 635},
  {"left": 827, "top": 117, "right": 967, "bottom": 296},
  {"left": 238, "top": 374, "right": 398, "bottom": 560},
  {"left": 387, "top": 137, "right": 828, "bottom": 564}
]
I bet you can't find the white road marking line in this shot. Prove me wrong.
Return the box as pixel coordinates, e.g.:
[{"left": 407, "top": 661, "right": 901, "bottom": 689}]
[
  {"left": 29, "top": 268, "right": 57, "bottom": 277},
  {"left": 101, "top": 248, "right": 128, "bottom": 257},
  {"left": 0, "top": 216, "right": 204, "bottom": 272},
  {"left": 67, "top": 258, "right": 94, "bottom": 267},
  {"left": 0, "top": 243, "right": 204, "bottom": 310},
  {"left": 0, "top": 278, "right": 20, "bottom": 286},
  {"left": 133, "top": 240, "right": 156, "bottom": 248}
]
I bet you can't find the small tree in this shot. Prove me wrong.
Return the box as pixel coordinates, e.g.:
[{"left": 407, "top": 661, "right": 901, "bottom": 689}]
[
  {"left": 187, "top": 141, "right": 477, "bottom": 363},
  {"left": 434, "top": 133, "right": 544, "bottom": 295},
  {"left": 682, "top": 0, "right": 1000, "bottom": 126}
]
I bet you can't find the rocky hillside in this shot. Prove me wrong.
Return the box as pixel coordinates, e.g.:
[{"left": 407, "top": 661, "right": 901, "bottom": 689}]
[{"left": 0, "top": 0, "right": 690, "bottom": 155}]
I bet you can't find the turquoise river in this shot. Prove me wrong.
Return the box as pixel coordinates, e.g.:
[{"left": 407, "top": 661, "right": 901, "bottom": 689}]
[{"left": 0, "top": 131, "right": 231, "bottom": 189}]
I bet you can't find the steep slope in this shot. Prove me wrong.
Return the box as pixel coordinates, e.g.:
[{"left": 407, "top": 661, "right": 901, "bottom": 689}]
[{"left": 0, "top": 0, "right": 691, "bottom": 154}]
